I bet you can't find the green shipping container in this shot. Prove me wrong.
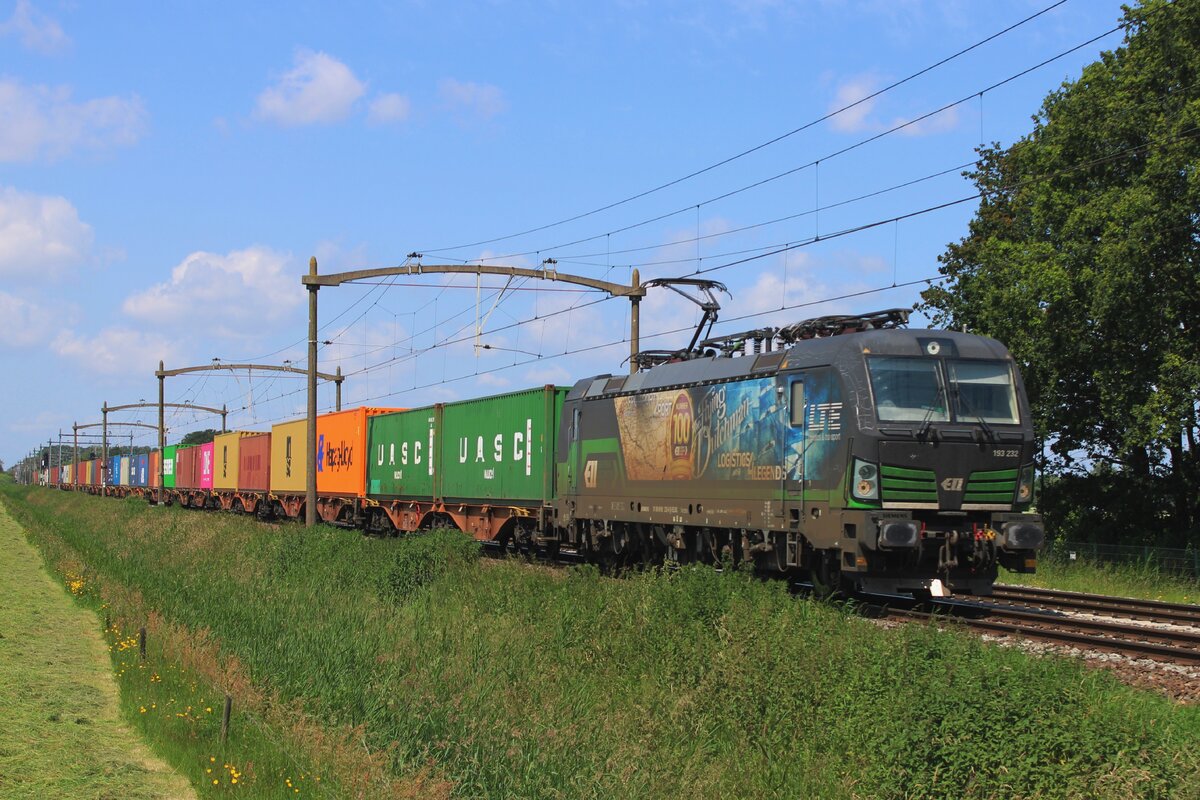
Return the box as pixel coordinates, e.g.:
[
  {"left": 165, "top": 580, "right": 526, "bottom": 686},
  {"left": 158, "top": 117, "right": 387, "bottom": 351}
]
[
  {"left": 367, "top": 406, "right": 437, "bottom": 499},
  {"left": 439, "top": 386, "right": 567, "bottom": 503},
  {"left": 163, "top": 445, "right": 177, "bottom": 488}
]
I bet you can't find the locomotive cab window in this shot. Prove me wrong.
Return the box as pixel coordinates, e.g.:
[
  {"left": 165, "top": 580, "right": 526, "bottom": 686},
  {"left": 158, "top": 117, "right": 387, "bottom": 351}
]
[
  {"left": 867, "top": 357, "right": 948, "bottom": 422},
  {"left": 947, "top": 360, "right": 1019, "bottom": 424}
]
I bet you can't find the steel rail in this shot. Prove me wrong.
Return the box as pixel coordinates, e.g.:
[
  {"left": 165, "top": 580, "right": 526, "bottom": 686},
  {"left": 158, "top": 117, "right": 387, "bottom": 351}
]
[
  {"left": 893, "top": 607, "right": 1200, "bottom": 664},
  {"left": 990, "top": 585, "right": 1200, "bottom": 626}
]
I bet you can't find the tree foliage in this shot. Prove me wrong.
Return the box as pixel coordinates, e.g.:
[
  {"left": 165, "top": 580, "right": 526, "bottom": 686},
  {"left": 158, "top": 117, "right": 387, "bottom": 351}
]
[
  {"left": 178, "top": 429, "right": 218, "bottom": 447},
  {"left": 921, "top": 0, "right": 1200, "bottom": 546}
]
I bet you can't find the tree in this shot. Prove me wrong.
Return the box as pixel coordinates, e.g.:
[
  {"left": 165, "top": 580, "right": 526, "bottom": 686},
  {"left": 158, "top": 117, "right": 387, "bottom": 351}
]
[
  {"left": 179, "top": 429, "right": 219, "bottom": 446},
  {"left": 921, "top": 0, "right": 1200, "bottom": 547}
]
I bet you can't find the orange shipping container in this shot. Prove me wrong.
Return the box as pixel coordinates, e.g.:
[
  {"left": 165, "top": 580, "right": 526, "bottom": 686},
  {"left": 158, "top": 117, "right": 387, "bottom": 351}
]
[
  {"left": 316, "top": 407, "right": 403, "bottom": 498},
  {"left": 269, "top": 419, "right": 307, "bottom": 494},
  {"left": 213, "top": 431, "right": 259, "bottom": 491},
  {"left": 150, "top": 451, "right": 162, "bottom": 488}
]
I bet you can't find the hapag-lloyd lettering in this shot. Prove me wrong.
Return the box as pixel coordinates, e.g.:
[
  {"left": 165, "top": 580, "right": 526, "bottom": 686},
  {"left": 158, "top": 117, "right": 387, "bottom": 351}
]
[{"left": 317, "top": 434, "right": 356, "bottom": 473}]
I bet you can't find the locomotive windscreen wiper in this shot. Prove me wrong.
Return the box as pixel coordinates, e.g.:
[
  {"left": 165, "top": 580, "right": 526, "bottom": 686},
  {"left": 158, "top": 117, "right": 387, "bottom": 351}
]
[
  {"left": 915, "top": 384, "right": 945, "bottom": 442},
  {"left": 952, "top": 386, "right": 995, "bottom": 442}
]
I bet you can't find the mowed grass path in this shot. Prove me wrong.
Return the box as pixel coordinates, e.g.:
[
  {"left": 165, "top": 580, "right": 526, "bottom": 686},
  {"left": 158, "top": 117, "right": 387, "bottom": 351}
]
[{"left": 0, "top": 499, "right": 195, "bottom": 800}]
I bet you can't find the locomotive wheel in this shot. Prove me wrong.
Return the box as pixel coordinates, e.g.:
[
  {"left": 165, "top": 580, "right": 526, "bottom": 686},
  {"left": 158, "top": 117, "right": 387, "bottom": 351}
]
[{"left": 810, "top": 551, "right": 844, "bottom": 599}]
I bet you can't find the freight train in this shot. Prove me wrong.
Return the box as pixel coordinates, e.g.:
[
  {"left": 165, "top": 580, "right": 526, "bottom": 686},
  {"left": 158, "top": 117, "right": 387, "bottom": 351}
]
[{"left": 51, "top": 309, "right": 1044, "bottom": 597}]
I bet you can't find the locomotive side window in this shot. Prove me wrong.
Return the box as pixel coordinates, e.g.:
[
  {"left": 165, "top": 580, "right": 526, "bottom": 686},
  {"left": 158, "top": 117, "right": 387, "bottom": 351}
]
[
  {"left": 867, "top": 357, "right": 948, "bottom": 422},
  {"left": 947, "top": 360, "right": 1019, "bottom": 424},
  {"left": 790, "top": 381, "right": 805, "bottom": 426}
]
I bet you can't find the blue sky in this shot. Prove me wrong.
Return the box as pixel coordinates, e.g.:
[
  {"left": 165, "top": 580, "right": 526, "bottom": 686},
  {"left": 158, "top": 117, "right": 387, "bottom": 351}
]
[{"left": 2, "top": 0, "right": 1133, "bottom": 464}]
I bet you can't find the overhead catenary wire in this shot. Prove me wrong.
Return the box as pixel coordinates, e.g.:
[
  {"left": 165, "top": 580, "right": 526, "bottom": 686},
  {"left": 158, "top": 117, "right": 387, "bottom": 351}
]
[
  {"left": 79, "top": 111, "right": 1200, "bottom": 441},
  {"left": 444, "top": 22, "right": 1130, "bottom": 267},
  {"left": 229, "top": 8, "right": 1157, "bottom": 418},
  {"left": 244, "top": 116, "right": 1200, "bottom": 414},
  {"left": 418, "top": 0, "right": 1070, "bottom": 255},
  {"left": 115, "top": 4, "right": 1193, "bottom": 441}
]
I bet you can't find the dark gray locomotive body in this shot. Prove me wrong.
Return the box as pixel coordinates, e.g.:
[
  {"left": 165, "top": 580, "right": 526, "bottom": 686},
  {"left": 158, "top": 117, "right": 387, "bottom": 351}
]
[{"left": 554, "top": 314, "right": 1043, "bottom": 596}]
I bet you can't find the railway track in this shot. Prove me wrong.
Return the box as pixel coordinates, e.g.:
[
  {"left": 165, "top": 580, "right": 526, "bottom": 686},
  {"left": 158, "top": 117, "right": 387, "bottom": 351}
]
[
  {"left": 990, "top": 584, "right": 1200, "bottom": 627},
  {"left": 482, "top": 544, "right": 1200, "bottom": 664},
  {"left": 877, "top": 595, "right": 1200, "bottom": 665}
]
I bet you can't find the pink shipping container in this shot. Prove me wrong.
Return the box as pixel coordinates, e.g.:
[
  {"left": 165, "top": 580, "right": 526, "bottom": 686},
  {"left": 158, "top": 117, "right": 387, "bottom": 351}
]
[
  {"left": 238, "top": 433, "right": 271, "bottom": 492},
  {"left": 199, "top": 442, "right": 214, "bottom": 489},
  {"left": 176, "top": 446, "right": 200, "bottom": 489}
]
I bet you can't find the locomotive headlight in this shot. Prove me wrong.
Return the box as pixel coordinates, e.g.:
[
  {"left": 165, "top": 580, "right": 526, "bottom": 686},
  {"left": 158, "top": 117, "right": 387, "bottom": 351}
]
[
  {"left": 1016, "top": 464, "right": 1035, "bottom": 504},
  {"left": 851, "top": 458, "right": 879, "bottom": 501}
]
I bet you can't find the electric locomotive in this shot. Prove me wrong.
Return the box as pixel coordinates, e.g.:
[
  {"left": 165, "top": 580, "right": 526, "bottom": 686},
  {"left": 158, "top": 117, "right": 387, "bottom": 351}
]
[{"left": 554, "top": 308, "right": 1043, "bottom": 596}]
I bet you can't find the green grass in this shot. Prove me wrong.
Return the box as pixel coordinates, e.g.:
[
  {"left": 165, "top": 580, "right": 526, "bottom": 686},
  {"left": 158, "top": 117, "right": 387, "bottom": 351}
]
[
  {"left": 1001, "top": 554, "right": 1198, "bottom": 604},
  {"left": 0, "top": 496, "right": 195, "bottom": 799},
  {"left": 4, "top": 482, "right": 1200, "bottom": 799}
]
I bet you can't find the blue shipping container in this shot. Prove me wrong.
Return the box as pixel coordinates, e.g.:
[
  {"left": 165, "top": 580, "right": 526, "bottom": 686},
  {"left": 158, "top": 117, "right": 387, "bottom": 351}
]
[
  {"left": 133, "top": 454, "right": 149, "bottom": 486},
  {"left": 109, "top": 456, "right": 121, "bottom": 486}
]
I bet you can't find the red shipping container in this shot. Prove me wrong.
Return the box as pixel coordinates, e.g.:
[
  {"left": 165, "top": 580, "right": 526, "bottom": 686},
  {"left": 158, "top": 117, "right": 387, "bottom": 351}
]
[
  {"left": 175, "top": 446, "right": 200, "bottom": 489},
  {"left": 238, "top": 433, "right": 271, "bottom": 492}
]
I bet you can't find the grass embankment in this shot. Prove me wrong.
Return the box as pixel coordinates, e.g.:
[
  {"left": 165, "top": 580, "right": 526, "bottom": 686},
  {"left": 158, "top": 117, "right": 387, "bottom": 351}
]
[
  {"left": 0, "top": 496, "right": 195, "bottom": 799},
  {"left": 1001, "top": 556, "right": 1198, "bottom": 604},
  {"left": 3, "top": 483, "right": 1200, "bottom": 799}
]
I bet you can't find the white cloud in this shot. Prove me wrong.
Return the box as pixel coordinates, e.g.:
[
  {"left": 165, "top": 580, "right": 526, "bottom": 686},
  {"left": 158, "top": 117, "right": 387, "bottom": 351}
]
[
  {"left": 827, "top": 73, "right": 958, "bottom": 137},
  {"left": 893, "top": 105, "right": 960, "bottom": 137},
  {"left": 438, "top": 78, "right": 506, "bottom": 123},
  {"left": 52, "top": 326, "right": 180, "bottom": 377},
  {"left": 256, "top": 49, "right": 366, "bottom": 126},
  {"left": 828, "top": 74, "right": 880, "bottom": 133},
  {"left": 122, "top": 246, "right": 302, "bottom": 336},
  {"left": 0, "top": 0, "right": 69, "bottom": 55},
  {"left": 367, "top": 92, "right": 411, "bottom": 124},
  {"left": 0, "top": 290, "right": 59, "bottom": 346},
  {"left": 0, "top": 187, "right": 94, "bottom": 279},
  {"left": 0, "top": 79, "right": 146, "bottom": 162}
]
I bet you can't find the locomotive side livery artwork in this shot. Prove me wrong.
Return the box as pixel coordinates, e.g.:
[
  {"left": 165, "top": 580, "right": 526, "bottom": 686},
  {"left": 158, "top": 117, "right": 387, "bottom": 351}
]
[{"left": 50, "top": 310, "right": 1044, "bottom": 597}]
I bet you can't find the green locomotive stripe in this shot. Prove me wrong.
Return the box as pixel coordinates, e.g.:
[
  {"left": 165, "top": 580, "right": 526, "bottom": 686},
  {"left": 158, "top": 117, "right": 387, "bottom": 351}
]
[
  {"left": 970, "top": 468, "right": 1020, "bottom": 480},
  {"left": 881, "top": 465, "right": 935, "bottom": 479},
  {"left": 883, "top": 476, "right": 937, "bottom": 490},
  {"left": 882, "top": 489, "right": 939, "bottom": 501}
]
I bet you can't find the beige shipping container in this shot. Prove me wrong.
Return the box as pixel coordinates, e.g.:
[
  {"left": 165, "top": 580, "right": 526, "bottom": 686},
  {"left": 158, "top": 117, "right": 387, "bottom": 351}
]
[
  {"left": 213, "top": 431, "right": 259, "bottom": 491},
  {"left": 269, "top": 419, "right": 307, "bottom": 493}
]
